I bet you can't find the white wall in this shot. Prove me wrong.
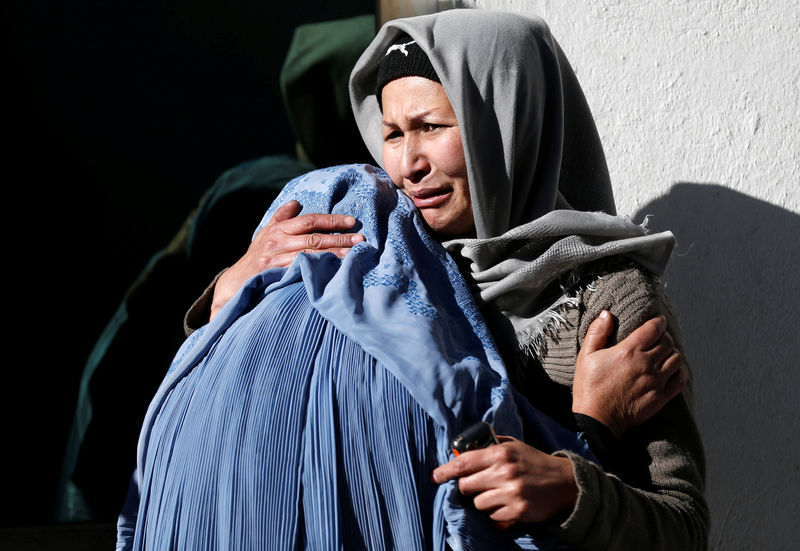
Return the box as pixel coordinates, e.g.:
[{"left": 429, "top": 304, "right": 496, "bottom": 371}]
[{"left": 461, "top": 1, "right": 799, "bottom": 549}]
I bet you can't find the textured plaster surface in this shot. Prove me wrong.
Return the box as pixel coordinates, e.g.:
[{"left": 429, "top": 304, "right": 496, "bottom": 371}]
[{"left": 462, "top": 1, "right": 799, "bottom": 549}]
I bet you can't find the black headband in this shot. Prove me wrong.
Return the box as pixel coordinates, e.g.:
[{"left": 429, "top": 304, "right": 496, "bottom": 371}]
[{"left": 375, "top": 33, "right": 440, "bottom": 108}]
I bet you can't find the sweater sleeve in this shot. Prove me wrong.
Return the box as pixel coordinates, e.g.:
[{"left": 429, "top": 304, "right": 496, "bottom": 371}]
[
  {"left": 573, "top": 412, "right": 625, "bottom": 476},
  {"left": 183, "top": 270, "right": 226, "bottom": 336},
  {"left": 540, "top": 263, "right": 709, "bottom": 550}
]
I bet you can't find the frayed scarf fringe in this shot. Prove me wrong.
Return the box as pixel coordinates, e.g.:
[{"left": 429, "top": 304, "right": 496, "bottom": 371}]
[
  {"left": 515, "top": 294, "right": 581, "bottom": 359},
  {"left": 513, "top": 261, "right": 621, "bottom": 359}
]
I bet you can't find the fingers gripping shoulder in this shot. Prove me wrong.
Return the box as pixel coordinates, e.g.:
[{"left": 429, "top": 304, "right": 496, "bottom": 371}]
[
  {"left": 577, "top": 260, "right": 668, "bottom": 347},
  {"left": 576, "top": 260, "right": 695, "bottom": 401}
]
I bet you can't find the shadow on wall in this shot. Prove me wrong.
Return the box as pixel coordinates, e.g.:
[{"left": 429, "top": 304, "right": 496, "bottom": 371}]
[{"left": 634, "top": 183, "right": 800, "bottom": 550}]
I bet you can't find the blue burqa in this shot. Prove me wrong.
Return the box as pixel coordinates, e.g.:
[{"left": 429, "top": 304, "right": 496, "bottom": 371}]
[{"left": 117, "top": 165, "right": 593, "bottom": 550}]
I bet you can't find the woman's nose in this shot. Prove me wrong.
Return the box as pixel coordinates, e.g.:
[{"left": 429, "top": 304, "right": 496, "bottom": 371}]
[{"left": 401, "top": 135, "right": 430, "bottom": 183}]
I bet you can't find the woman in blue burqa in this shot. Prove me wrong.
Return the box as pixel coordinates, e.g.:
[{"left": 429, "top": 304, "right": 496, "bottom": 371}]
[{"left": 118, "top": 9, "right": 707, "bottom": 551}]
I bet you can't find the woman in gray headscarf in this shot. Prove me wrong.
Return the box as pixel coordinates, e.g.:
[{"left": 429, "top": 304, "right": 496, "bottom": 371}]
[{"left": 199, "top": 9, "right": 707, "bottom": 550}]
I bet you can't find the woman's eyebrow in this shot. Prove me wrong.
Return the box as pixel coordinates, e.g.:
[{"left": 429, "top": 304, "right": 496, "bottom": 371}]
[{"left": 383, "top": 109, "right": 444, "bottom": 127}]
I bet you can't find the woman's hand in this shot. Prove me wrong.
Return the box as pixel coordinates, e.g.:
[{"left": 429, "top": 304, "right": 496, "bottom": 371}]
[
  {"left": 573, "top": 311, "right": 687, "bottom": 438},
  {"left": 210, "top": 200, "right": 364, "bottom": 320},
  {"left": 431, "top": 436, "right": 577, "bottom": 528}
]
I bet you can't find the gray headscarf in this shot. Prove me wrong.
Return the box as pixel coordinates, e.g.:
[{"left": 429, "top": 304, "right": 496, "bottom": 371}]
[{"left": 350, "top": 9, "right": 674, "bottom": 353}]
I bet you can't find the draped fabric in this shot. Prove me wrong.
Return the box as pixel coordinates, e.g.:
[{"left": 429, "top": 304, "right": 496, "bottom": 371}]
[
  {"left": 349, "top": 9, "right": 616, "bottom": 239},
  {"left": 349, "top": 10, "right": 675, "bottom": 353},
  {"left": 120, "top": 165, "right": 592, "bottom": 550},
  {"left": 132, "top": 281, "right": 441, "bottom": 550},
  {"left": 442, "top": 212, "right": 675, "bottom": 355}
]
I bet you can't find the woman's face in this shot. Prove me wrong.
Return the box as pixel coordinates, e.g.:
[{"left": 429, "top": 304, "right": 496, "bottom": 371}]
[{"left": 381, "top": 77, "right": 474, "bottom": 237}]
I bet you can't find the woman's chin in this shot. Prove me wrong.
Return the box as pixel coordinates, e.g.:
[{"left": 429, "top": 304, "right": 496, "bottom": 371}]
[{"left": 422, "top": 215, "right": 476, "bottom": 240}]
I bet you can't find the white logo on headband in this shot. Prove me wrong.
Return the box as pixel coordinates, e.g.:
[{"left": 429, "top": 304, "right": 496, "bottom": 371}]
[{"left": 386, "top": 40, "right": 416, "bottom": 57}]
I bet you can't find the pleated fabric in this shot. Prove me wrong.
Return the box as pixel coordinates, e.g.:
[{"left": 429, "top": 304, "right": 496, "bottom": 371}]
[
  {"left": 134, "top": 281, "right": 439, "bottom": 550},
  {"left": 120, "top": 165, "right": 592, "bottom": 550}
]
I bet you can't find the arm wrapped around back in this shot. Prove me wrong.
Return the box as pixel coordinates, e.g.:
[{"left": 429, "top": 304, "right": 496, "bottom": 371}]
[{"left": 527, "top": 261, "right": 708, "bottom": 550}]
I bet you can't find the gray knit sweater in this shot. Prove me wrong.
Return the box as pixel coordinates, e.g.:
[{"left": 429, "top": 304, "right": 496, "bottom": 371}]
[{"left": 529, "top": 261, "right": 709, "bottom": 550}]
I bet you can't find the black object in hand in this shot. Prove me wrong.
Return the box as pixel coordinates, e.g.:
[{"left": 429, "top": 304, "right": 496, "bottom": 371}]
[{"left": 451, "top": 421, "right": 499, "bottom": 456}]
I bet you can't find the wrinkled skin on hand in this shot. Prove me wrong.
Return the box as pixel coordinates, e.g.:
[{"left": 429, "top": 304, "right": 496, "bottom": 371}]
[
  {"left": 210, "top": 200, "right": 364, "bottom": 320},
  {"left": 432, "top": 436, "right": 578, "bottom": 528},
  {"left": 432, "top": 312, "right": 687, "bottom": 530},
  {"left": 572, "top": 311, "right": 687, "bottom": 438}
]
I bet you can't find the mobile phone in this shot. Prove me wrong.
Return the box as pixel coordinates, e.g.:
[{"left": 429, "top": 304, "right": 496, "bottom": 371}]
[{"left": 450, "top": 421, "right": 499, "bottom": 456}]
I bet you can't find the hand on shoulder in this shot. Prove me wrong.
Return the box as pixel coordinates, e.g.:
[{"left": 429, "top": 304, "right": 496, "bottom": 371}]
[
  {"left": 572, "top": 311, "right": 687, "bottom": 438},
  {"left": 210, "top": 200, "right": 364, "bottom": 320}
]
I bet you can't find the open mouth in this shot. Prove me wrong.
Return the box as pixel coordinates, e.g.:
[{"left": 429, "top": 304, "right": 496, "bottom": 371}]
[{"left": 408, "top": 188, "right": 452, "bottom": 208}]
